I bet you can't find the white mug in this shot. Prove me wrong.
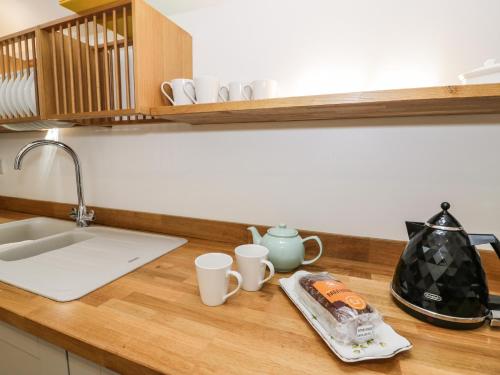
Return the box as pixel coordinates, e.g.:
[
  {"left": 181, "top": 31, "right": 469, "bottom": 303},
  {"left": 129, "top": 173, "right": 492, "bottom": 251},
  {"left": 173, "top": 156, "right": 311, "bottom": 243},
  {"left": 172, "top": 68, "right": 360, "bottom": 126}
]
[
  {"left": 219, "top": 81, "right": 251, "bottom": 102},
  {"left": 184, "top": 76, "right": 222, "bottom": 104},
  {"left": 244, "top": 80, "right": 278, "bottom": 100},
  {"left": 195, "top": 252, "right": 242, "bottom": 306},
  {"left": 235, "top": 244, "right": 275, "bottom": 292},
  {"left": 161, "top": 78, "right": 195, "bottom": 105}
]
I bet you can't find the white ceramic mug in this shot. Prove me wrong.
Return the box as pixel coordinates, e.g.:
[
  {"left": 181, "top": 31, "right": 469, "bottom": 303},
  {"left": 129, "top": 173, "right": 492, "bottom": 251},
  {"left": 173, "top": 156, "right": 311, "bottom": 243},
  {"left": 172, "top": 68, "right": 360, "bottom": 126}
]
[
  {"left": 244, "top": 80, "right": 278, "bottom": 100},
  {"left": 195, "top": 252, "right": 242, "bottom": 306},
  {"left": 161, "top": 78, "right": 195, "bottom": 105},
  {"left": 235, "top": 244, "right": 275, "bottom": 292},
  {"left": 219, "top": 81, "right": 251, "bottom": 102},
  {"left": 184, "top": 76, "right": 222, "bottom": 104}
]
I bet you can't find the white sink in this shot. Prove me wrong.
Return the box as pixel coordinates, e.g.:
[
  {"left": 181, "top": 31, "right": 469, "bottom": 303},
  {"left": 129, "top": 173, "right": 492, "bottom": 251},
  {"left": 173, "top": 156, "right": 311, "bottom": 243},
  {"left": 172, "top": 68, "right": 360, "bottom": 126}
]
[
  {"left": 0, "top": 218, "right": 187, "bottom": 301},
  {"left": 0, "top": 217, "right": 76, "bottom": 246}
]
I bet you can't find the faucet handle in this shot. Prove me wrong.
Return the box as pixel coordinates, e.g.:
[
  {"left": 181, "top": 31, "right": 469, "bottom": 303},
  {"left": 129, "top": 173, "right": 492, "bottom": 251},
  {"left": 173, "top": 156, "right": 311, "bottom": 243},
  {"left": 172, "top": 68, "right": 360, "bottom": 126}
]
[
  {"left": 69, "top": 207, "right": 78, "bottom": 220},
  {"left": 69, "top": 207, "right": 96, "bottom": 227},
  {"left": 84, "top": 209, "right": 96, "bottom": 222}
]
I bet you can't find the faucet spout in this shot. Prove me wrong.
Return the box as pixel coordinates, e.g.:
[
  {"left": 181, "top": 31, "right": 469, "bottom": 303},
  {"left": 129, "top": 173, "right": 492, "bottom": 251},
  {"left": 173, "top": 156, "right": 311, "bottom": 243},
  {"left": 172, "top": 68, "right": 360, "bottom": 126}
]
[{"left": 14, "top": 140, "right": 95, "bottom": 227}]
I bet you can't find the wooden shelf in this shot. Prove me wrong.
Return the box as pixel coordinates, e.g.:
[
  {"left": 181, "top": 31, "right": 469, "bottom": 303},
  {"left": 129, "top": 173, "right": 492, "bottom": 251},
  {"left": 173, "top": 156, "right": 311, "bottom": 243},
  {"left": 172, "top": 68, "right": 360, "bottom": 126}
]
[{"left": 151, "top": 83, "right": 500, "bottom": 125}]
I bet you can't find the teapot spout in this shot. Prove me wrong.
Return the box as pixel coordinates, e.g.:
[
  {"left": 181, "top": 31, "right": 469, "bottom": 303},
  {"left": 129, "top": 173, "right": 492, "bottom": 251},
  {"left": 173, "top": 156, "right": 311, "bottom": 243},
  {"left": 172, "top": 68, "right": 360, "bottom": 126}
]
[
  {"left": 405, "top": 221, "right": 425, "bottom": 239},
  {"left": 247, "top": 226, "right": 262, "bottom": 244}
]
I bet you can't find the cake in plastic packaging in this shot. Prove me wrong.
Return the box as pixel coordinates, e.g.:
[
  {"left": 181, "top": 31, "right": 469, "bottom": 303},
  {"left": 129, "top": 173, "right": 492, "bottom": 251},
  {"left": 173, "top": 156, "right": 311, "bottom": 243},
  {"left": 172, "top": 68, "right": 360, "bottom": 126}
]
[{"left": 296, "top": 272, "right": 383, "bottom": 344}]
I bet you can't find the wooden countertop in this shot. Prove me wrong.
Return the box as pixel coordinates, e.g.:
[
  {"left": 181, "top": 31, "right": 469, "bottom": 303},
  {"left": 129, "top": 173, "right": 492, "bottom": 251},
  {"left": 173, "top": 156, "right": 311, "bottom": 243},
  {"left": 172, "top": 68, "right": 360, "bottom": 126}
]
[{"left": 0, "top": 210, "right": 499, "bottom": 375}]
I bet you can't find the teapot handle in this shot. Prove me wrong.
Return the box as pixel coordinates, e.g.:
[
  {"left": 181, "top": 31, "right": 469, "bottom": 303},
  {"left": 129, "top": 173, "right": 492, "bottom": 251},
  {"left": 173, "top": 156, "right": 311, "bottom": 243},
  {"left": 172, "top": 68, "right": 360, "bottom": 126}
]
[
  {"left": 301, "top": 236, "right": 323, "bottom": 265},
  {"left": 468, "top": 234, "right": 500, "bottom": 258}
]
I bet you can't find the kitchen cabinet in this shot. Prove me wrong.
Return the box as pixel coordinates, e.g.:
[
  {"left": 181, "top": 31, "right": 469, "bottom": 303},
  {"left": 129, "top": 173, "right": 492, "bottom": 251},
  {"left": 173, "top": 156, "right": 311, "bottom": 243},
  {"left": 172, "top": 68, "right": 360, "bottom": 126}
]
[
  {"left": 0, "top": 321, "right": 119, "bottom": 375},
  {"left": 68, "top": 353, "right": 119, "bottom": 375},
  {"left": 0, "top": 321, "right": 68, "bottom": 375}
]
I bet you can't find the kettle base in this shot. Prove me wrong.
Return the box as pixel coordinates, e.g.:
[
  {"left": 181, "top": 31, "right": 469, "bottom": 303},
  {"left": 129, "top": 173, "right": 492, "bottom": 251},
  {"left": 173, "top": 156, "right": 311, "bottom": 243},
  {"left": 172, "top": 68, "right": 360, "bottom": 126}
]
[
  {"left": 390, "top": 288, "right": 486, "bottom": 330},
  {"left": 392, "top": 296, "right": 484, "bottom": 330}
]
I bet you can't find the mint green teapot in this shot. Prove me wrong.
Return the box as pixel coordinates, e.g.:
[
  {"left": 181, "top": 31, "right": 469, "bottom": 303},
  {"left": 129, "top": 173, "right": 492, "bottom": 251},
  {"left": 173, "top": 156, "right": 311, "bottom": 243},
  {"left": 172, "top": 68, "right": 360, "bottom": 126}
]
[{"left": 247, "top": 224, "right": 323, "bottom": 272}]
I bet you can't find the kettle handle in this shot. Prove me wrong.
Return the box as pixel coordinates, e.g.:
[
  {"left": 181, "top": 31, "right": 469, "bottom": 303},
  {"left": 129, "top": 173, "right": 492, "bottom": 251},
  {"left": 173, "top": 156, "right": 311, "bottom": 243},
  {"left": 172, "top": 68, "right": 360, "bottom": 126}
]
[
  {"left": 301, "top": 236, "right": 323, "bottom": 265},
  {"left": 468, "top": 234, "right": 500, "bottom": 258}
]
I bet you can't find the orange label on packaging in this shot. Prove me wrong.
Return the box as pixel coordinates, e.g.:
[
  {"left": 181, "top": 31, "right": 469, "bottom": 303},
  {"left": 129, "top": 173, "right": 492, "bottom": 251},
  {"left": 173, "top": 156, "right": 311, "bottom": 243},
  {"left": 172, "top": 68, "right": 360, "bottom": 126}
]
[{"left": 313, "top": 280, "right": 367, "bottom": 310}]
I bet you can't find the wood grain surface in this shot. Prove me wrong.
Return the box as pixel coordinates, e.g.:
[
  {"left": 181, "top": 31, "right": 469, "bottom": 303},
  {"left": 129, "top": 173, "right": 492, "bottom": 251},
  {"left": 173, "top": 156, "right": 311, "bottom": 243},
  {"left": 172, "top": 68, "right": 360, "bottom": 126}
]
[
  {"left": 151, "top": 83, "right": 500, "bottom": 125},
  {"left": 1, "top": 195, "right": 498, "bottom": 276},
  {"left": 0, "top": 209, "right": 499, "bottom": 374}
]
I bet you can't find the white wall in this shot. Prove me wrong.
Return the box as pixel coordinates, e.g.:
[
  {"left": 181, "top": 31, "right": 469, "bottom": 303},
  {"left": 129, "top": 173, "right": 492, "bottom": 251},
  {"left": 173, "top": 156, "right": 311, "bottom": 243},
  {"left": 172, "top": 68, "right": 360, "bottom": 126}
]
[
  {"left": 0, "top": 0, "right": 500, "bottom": 243},
  {"left": 0, "top": 0, "right": 71, "bottom": 33}
]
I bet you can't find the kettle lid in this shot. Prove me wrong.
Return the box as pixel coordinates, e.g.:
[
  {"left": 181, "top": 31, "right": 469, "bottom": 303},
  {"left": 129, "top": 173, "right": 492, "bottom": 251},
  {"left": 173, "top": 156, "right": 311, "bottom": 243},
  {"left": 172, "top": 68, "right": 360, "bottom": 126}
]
[{"left": 425, "top": 202, "right": 464, "bottom": 231}]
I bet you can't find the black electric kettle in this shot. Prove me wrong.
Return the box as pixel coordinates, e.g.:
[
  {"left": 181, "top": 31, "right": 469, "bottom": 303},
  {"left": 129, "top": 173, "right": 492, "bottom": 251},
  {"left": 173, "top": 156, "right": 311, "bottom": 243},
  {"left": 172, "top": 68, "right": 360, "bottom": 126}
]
[{"left": 391, "top": 202, "right": 500, "bottom": 329}]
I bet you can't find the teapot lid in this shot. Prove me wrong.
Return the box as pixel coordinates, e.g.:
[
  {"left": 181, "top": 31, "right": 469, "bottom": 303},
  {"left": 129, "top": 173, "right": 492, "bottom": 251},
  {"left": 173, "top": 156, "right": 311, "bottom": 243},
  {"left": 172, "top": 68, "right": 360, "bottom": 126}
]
[
  {"left": 425, "top": 202, "right": 464, "bottom": 231},
  {"left": 267, "top": 223, "right": 298, "bottom": 238}
]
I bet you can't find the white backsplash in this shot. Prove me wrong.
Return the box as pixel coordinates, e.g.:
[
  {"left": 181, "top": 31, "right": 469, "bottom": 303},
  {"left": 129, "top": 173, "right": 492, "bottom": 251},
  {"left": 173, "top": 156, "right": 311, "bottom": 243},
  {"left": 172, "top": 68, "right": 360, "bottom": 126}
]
[{"left": 0, "top": 0, "right": 500, "bottom": 243}]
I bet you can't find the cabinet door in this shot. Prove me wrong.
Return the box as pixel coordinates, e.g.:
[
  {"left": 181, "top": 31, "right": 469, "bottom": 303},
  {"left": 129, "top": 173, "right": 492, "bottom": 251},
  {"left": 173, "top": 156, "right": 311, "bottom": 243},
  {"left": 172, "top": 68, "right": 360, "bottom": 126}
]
[
  {"left": 68, "top": 352, "right": 120, "bottom": 375},
  {"left": 0, "top": 321, "right": 68, "bottom": 375}
]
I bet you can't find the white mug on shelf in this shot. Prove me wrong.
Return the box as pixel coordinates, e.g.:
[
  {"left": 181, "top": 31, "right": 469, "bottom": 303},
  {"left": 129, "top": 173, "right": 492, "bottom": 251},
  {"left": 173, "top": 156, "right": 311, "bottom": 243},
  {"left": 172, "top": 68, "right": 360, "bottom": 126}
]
[
  {"left": 161, "top": 78, "right": 195, "bottom": 106},
  {"left": 184, "top": 76, "right": 222, "bottom": 104},
  {"left": 244, "top": 80, "right": 278, "bottom": 100},
  {"left": 219, "top": 81, "right": 251, "bottom": 102},
  {"left": 235, "top": 244, "right": 275, "bottom": 292},
  {"left": 195, "top": 252, "right": 242, "bottom": 306}
]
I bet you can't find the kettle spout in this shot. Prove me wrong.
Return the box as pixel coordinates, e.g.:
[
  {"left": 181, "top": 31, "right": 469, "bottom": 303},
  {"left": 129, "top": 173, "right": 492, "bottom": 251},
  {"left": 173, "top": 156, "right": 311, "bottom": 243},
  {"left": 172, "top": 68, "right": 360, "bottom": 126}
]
[
  {"left": 247, "top": 226, "right": 262, "bottom": 244},
  {"left": 405, "top": 221, "right": 425, "bottom": 240}
]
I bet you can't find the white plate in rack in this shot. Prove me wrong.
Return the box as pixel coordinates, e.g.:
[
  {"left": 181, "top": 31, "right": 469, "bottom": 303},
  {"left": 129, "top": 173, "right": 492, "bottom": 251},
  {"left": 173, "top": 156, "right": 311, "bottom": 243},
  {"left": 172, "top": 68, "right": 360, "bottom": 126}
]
[
  {"left": 25, "top": 69, "right": 37, "bottom": 115},
  {"left": 4, "top": 76, "right": 16, "bottom": 117},
  {"left": 0, "top": 75, "right": 5, "bottom": 117},
  {"left": 279, "top": 271, "right": 412, "bottom": 362},
  {"left": 0, "top": 76, "right": 10, "bottom": 118}
]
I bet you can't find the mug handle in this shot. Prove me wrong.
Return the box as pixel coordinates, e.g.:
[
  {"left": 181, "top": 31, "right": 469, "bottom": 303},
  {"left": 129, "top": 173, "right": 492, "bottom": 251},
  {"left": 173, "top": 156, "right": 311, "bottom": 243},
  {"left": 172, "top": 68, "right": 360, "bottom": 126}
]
[
  {"left": 160, "top": 81, "right": 175, "bottom": 105},
  {"left": 301, "top": 236, "right": 323, "bottom": 265},
  {"left": 223, "top": 270, "right": 242, "bottom": 301},
  {"left": 259, "top": 259, "right": 275, "bottom": 286},
  {"left": 243, "top": 84, "right": 253, "bottom": 100},
  {"left": 183, "top": 80, "right": 197, "bottom": 104},
  {"left": 218, "top": 86, "right": 229, "bottom": 102}
]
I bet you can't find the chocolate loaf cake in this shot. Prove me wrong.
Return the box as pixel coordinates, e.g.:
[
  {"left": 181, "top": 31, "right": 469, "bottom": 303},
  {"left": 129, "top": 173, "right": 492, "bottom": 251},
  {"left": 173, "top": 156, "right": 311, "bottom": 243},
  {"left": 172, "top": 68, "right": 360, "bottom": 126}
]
[
  {"left": 299, "top": 273, "right": 373, "bottom": 321},
  {"left": 296, "top": 272, "right": 382, "bottom": 343}
]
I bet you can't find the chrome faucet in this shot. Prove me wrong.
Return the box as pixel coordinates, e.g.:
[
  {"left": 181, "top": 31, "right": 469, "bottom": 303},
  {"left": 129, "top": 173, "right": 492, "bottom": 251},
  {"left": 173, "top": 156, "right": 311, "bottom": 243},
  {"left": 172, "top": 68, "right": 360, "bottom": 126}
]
[{"left": 14, "top": 140, "right": 95, "bottom": 227}]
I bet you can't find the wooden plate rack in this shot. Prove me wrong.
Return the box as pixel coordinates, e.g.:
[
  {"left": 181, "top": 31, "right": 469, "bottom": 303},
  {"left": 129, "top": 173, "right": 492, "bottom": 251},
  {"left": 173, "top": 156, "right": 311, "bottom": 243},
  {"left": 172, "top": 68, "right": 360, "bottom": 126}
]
[
  {"left": 0, "top": 0, "right": 192, "bottom": 131},
  {"left": 0, "top": 29, "right": 40, "bottom": 125}
]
